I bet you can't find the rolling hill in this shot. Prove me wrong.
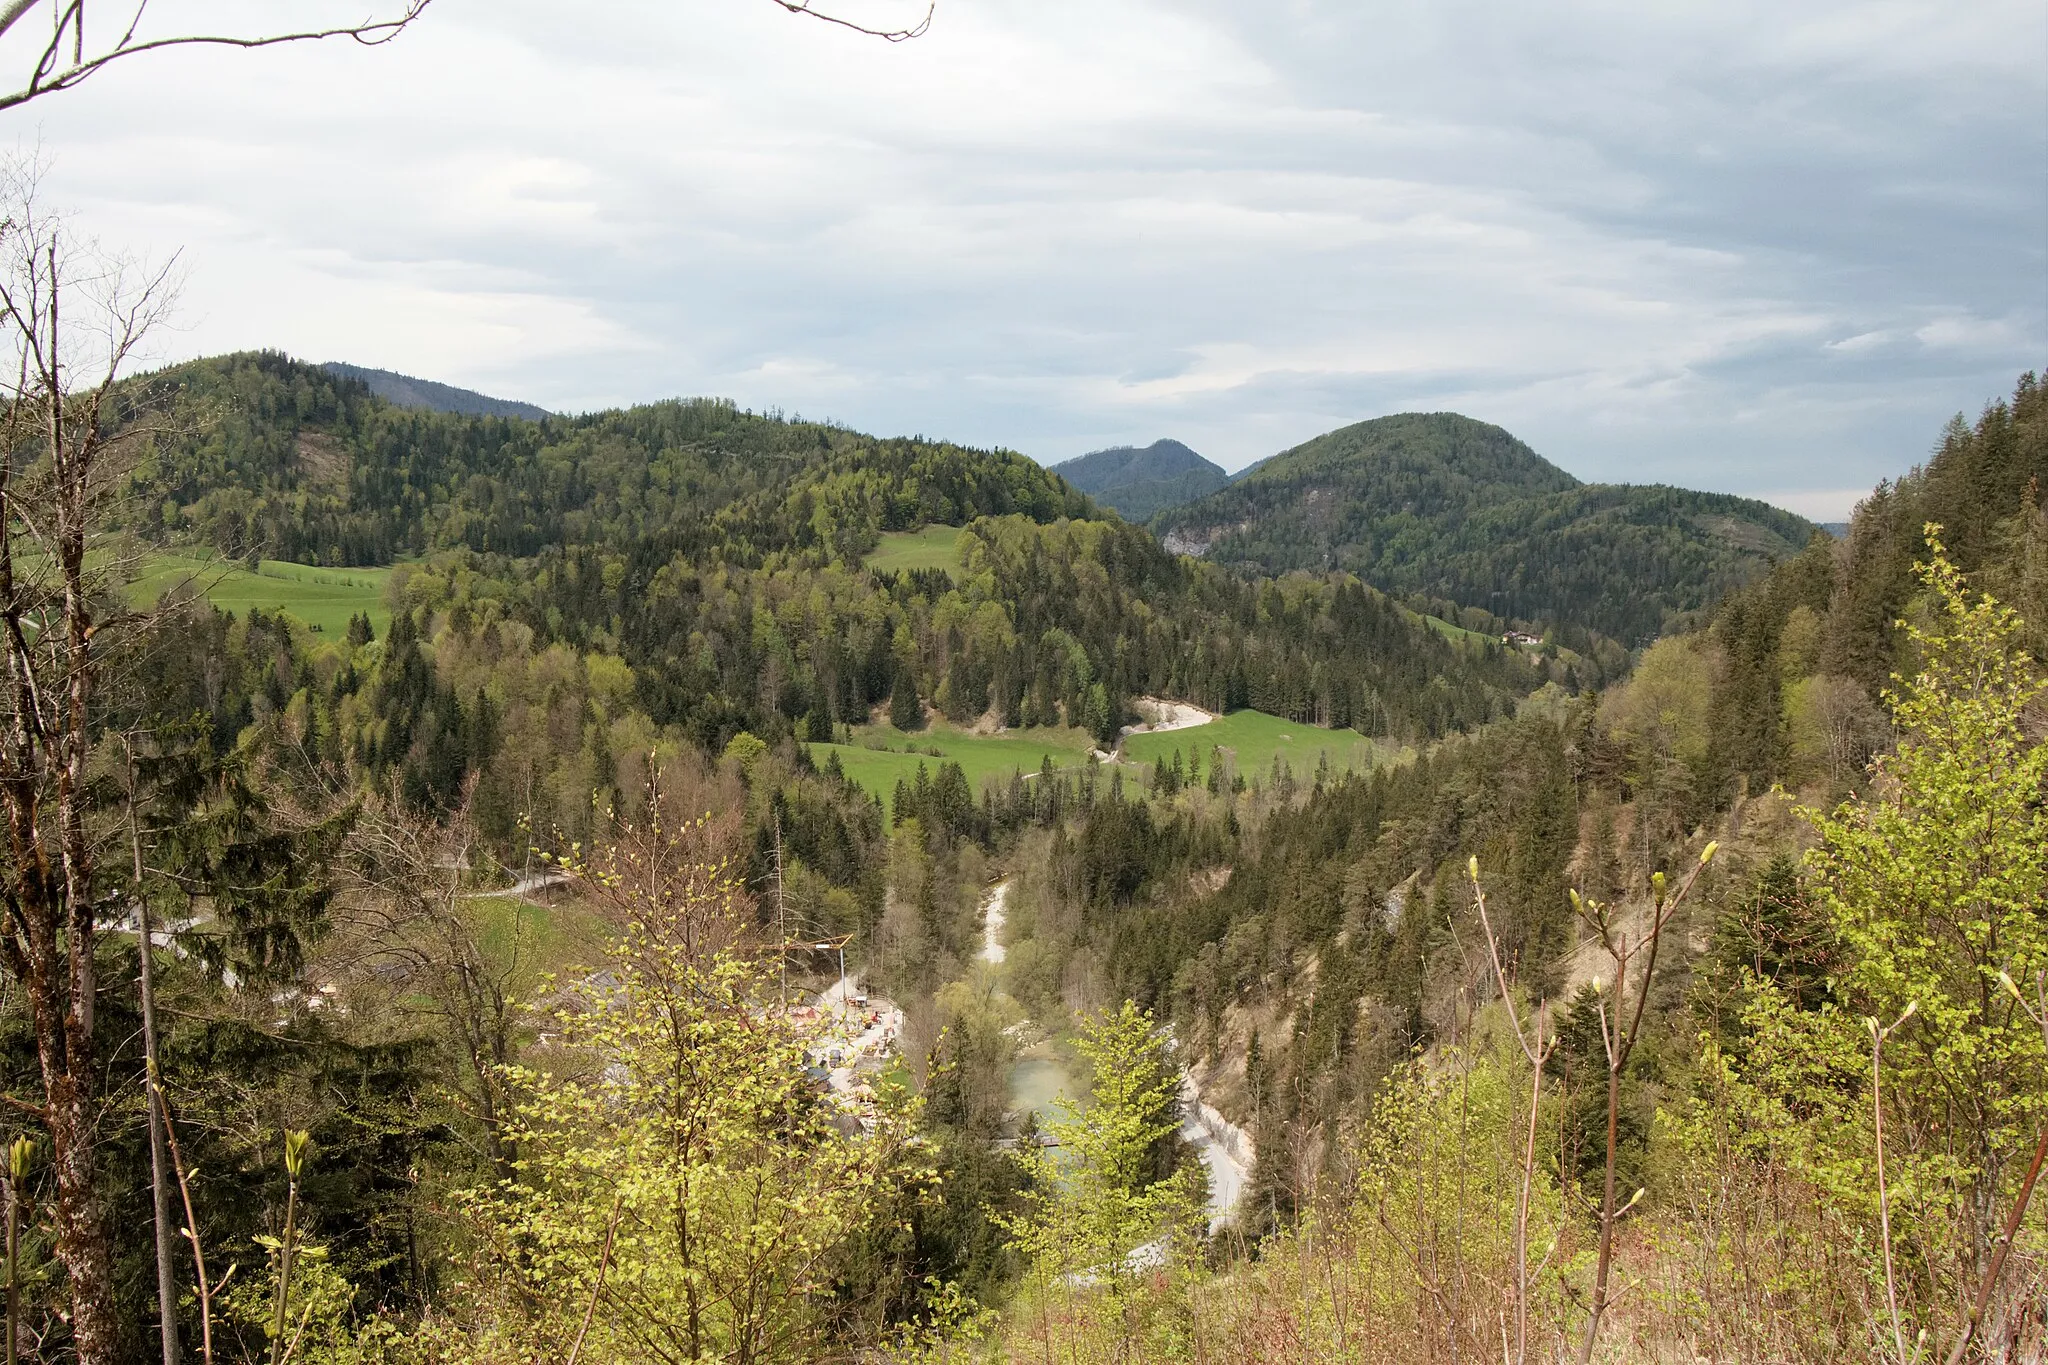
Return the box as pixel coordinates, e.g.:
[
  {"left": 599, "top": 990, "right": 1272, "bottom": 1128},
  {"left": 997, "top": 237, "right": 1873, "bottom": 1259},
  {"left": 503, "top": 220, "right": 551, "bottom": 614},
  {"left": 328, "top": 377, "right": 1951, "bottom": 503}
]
[
  {"left": 114, "top": 352, "right": 1547, "bottom": 755},
  {"left": 1049, "top": 438, "right": 1228, "bottom": 522},
  {"left": 1151, "top": 412, "right": 1818, "bottom": 644},
  {"left": 322, "top": 361, "right": 553, "bottom": 421}
]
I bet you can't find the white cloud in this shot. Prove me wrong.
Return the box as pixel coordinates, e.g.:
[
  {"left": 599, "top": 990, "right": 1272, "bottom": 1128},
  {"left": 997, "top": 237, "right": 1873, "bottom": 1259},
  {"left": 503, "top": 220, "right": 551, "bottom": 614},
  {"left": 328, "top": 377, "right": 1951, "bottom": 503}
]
[
  {"left": 3, "top": 0, "right": 2039, "bottom": 496},
  {"left": 1914, "top": 313, "right": 2026, "bottom": 353},
  {"left": 1753, "top": 488, "right": 1871, "bottom": 523}
]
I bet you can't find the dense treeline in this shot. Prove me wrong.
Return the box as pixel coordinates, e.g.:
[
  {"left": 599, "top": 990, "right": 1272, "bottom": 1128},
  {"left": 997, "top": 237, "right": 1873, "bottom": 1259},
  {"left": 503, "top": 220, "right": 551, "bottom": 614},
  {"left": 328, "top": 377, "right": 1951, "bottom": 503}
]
[
  {"left": 1694, "top": 369, "right": 2048, "bottom": 803},
  {"left": 1152, "top": 411, "right": 1817, "bottom": 645}
]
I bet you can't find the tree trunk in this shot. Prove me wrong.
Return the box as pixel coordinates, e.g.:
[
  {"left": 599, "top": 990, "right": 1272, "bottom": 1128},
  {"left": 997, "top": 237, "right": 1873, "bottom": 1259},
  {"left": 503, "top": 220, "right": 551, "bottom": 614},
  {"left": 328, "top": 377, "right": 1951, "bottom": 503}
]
[
  {"left": 20, "top": 960, "right": 118, "bottom": 1363},
  {"left": 134, "top": 778, "right": 183, "bottom": 1365},
  {"left": 1577, "top": 1060, "right": 1623, "bottom": 1365}
]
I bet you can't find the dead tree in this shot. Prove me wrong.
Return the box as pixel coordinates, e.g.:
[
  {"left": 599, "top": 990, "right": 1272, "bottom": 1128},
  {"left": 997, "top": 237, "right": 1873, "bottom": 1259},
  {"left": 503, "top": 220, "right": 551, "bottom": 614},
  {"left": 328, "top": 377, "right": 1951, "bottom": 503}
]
[
  {"left": 341, "top": 789, "right": 525, "bottom": 1177},
  {"left": 0, "top": 166, "right": 175, "bottom": 1364}
]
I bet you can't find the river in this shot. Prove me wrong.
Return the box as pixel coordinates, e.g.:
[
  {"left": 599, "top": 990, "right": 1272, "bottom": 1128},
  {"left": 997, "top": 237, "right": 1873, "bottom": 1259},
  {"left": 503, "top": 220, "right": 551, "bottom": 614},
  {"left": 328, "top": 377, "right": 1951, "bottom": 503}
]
[{"left": 979, "top": 877, "right": 1253, "bottom": 1229}]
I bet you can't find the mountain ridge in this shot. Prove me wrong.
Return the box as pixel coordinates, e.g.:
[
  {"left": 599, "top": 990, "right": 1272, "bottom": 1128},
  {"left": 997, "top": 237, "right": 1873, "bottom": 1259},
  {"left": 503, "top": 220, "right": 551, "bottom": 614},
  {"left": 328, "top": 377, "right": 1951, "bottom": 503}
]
[
  {"left": 1049, "top": 438, "right": 1228, "bottom": 522},
  {"left": 1151, "top": 412, "right": 1817, "bottom": 644},
  {"left": 322, "top": 360, "right": 552, "bottom": 422}
]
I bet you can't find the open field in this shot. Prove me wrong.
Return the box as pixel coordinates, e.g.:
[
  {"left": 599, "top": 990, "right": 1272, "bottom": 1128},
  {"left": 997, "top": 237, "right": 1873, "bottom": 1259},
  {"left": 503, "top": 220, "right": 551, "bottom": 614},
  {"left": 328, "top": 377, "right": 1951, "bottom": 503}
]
[
  {"left": 1122, "top": 707, "right": 1392, "bottom": 783},
  {"left": 129, "top": 554, "right": 392, "bottom": 637},
  {"left": 466, "top": 892, "right": 615, "bottom": 994},
  {"left": 863, "top": 525, "right": 964, "bottom": 577},
  {"left": 1408, "top": 609, "right": 1498, "bottom": 646},
  {"left": 809, "top": 720, "right": 1095, "bottom": 816}
]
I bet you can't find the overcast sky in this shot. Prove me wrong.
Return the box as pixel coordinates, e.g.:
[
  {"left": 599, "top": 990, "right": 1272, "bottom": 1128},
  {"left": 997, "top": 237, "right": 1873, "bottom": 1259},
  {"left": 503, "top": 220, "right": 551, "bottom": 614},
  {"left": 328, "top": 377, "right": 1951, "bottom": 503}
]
[{"left": 19, "top": 0, "right": 2047, "bottom": 519}]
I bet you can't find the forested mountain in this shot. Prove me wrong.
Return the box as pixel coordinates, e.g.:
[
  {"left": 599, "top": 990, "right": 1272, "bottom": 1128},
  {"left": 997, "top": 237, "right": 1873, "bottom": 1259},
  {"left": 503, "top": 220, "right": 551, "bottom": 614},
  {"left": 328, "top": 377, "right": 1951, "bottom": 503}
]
[
  {"left": 1048, "top": 437, "right": 1228, "bottom": 521},
  {"left": 1152, "top": 411, "right": 1818, "bottom": 643},
  {"left": 122, "top": 353, "right": 1546, "bottom": 801},
  {"left": 145, "top": 352, "right": 1088, "bottom": 566},
  {"left": 21, "top": 323, "right": 2042, "bottom": 1362},
  {"left": 321, "top": 360, "right": 552, "bottom": 420}
]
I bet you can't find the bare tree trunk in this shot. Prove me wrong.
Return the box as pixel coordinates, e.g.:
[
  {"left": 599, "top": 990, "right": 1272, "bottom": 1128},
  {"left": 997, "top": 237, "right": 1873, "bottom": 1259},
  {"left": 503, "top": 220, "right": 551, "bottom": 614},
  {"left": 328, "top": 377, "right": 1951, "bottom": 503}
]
[
  {"left": 1469, "top": 858, "right": 1555, "bottom": 1365},
  {"left": 129, "top": 743, "right": 180, "bottom": 1365},
  {"left": 1579, "top": 1061, "right": 1622, "bottom": 1363},
  {"left": 140, "top": 913, "right": 180, "bottom": 1365},
  {"left": 0, "top": 175, "right": 175, "bottom": 1365}
]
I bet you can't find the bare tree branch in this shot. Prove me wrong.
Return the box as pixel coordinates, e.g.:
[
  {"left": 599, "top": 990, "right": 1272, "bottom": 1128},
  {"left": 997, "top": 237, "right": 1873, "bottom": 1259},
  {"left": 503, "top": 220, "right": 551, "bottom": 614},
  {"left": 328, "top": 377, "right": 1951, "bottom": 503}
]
[
  {"left": 768, "top": 0, "right": 934, "bottom": 41},
  {"left": 0, "top": 0, "right": 434, "bottom": 114},
  {"left": 0, "top": 0, "right": 936, "bottom": 118},
  {"left": 0, "top": 1, "right": 38, "bottom": 45}
]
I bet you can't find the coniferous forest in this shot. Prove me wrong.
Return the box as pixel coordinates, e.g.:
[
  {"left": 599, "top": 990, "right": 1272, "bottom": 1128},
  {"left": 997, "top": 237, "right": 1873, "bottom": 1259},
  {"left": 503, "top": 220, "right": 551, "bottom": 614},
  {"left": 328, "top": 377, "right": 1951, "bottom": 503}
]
[{"left": 0, "top": 7, "right": 2040, "bottom": 1365}]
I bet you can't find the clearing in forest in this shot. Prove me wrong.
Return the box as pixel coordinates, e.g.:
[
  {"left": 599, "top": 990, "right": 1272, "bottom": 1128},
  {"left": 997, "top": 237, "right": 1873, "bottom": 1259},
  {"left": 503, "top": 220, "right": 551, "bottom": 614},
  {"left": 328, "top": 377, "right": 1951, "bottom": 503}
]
[
  {"left": 465, "top": 889, "right": 615, "bottom": 995},
  {"left": 863, "top": 525, "right": 965, "bottom": 577},
  {"left": 809, "top": 720, "right": 1095, "bottom": 817},
  {"left": 1122, "top": 708, "right": 1393, "bottom": 783},
  {"left": 129, "top": 553, "right": 392, "bottom": 637}
]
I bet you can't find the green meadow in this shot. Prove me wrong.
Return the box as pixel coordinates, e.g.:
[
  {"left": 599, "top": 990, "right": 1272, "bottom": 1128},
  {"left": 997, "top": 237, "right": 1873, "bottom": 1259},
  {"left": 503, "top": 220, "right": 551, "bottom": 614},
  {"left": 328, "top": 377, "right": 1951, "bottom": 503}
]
[
  {"left": 808, "top": 720, "right": 1096, "bottom": 817},
  {"left": 1408, "top": 609, "right": 1498, "bottom": 646},
  {"left": 1122, "top": 708, "right": 1392, "bottom": 783},
  {"left": 467, "top": 891, "right": 614, "bottom": 993},
  {"left": 863, "top": 525, "right": 965, "bottom": 576},
  {"left": 128, "top": 554, "right": 392, "bottom": 637}
]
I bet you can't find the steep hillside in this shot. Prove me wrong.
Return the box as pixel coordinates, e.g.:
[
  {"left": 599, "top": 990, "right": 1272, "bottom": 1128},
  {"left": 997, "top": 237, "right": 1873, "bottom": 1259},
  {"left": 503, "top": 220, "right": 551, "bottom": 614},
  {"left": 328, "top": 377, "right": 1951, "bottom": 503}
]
[
  {"left": 1050, "top": 438, "right": 1227, "bottom": 522},
  {"left": 1153, "top": 412, "right": 1817, "bottom": 643},
  {"left": 322, "top": 361, "right": 552, "bottom": 421}
]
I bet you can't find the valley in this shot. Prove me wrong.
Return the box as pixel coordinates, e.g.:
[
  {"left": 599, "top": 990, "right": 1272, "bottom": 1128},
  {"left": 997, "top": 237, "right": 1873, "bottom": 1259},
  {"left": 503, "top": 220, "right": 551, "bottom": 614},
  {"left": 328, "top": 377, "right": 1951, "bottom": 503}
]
[
  {"left": 2, "top": 341, "right": 2039, "bottom": 1364},
  {"left": 0, "top": 8, "right": 2028, "bottom": 1362}
]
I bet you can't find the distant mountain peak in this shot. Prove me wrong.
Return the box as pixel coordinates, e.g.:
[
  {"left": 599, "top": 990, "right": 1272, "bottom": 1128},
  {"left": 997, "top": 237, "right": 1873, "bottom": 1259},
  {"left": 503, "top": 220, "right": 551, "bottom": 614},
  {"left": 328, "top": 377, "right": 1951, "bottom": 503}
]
[
  {"left": 1049, "top": 439, "right": 1228, "bottom": 522},
  {"left": 323, "top": 362, "right": 550, "bottom": 422},
  {"left": 1151, "top": 410, "right": 1815, "bottom": 644},
  {"left": 1254, "top": 412, "right": 1580, "bottom": 495}
]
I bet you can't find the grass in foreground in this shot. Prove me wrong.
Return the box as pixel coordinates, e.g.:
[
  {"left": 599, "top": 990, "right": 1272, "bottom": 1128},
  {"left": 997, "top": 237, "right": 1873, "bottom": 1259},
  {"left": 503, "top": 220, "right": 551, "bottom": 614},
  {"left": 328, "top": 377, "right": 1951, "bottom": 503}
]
[
  {"left": 129, "top": 553, "right": 392, "bottom": 637},
  {"left": 863, "top": 525, "right": 965, "bottom": 577},
  {"left": 809, "top": 719, "right": 1096, "bottom": 817},
  {"left": 1122, "top": 708, "right": 1391, "bottom": 784}
]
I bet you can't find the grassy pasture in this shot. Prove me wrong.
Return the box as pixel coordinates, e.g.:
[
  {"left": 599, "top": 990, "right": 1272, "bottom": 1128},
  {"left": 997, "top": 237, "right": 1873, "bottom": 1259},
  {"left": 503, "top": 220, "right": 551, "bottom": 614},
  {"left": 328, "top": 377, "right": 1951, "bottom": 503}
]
[
  {"left": 466, "top": 892, "right": 615, "bottom": 994},
  {"left": 128, "top": 554, "right": 392, "bottom": 637},
  {"left": 1408, "top": 609, "right": 1499, "bottom": 646},
  {"left": 863, "top": 525, "right": 965, "bottom": 577},
  {"left": 1122, "top": 708, "right": 1390, "bottom": 784},
  {"left": 809, "top": 720, "right": 1096, "bottom": 818}
]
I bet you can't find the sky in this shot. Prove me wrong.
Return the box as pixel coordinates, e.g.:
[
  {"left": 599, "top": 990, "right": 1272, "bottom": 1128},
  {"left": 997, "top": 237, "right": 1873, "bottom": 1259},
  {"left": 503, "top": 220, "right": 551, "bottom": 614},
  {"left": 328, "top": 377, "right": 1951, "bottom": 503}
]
[{"left": 15, "top": 0, "right": 2047, "bottom": 521}]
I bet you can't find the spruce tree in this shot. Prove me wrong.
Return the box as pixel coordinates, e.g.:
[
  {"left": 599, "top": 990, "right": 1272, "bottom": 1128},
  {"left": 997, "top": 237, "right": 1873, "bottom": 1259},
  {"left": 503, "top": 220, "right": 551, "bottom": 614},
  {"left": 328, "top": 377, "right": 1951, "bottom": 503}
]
[{"left": 890, "top": 671, "right": 923, "bottom": 731}]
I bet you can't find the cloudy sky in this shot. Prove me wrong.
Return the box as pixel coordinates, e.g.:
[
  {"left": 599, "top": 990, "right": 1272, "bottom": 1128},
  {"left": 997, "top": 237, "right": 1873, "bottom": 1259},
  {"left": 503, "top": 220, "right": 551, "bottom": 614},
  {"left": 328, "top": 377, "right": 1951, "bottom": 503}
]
[{"left": 18, "top": 0, "right": 2047, "bottom": 519}]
